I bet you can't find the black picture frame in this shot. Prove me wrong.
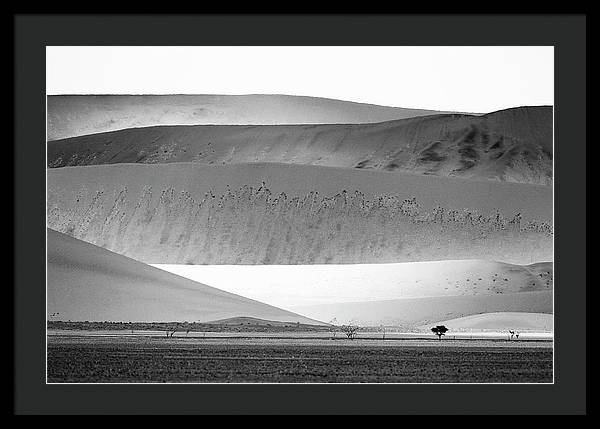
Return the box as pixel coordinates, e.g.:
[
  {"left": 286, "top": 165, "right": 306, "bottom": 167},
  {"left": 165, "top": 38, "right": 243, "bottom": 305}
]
[{"left": 14, "top": 14, "right": 586, "bottom": 415}]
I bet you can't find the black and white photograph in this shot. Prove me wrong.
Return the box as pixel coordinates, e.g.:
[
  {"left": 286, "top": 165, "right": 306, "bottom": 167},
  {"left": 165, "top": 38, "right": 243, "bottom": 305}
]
[
  {"left": 44, "top": 45, "right": 556, "bottom": 384},
  {"left": 12, "top": 13, "right": 588, "bottom": 416}
]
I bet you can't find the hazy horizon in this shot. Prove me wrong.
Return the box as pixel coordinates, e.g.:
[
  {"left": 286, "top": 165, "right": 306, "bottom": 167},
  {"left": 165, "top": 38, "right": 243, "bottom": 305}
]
[{"left": 46, "top": 46, "right": 554, "bottom": 113}]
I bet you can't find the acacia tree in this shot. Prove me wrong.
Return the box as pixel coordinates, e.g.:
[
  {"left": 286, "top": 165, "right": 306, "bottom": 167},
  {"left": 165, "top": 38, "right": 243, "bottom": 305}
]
[
  {"left": 431, "top": 325, "right": 448, "bottom": 340},
  {"left": 341, "top": 323, "right": 360, "bottom": 340}
]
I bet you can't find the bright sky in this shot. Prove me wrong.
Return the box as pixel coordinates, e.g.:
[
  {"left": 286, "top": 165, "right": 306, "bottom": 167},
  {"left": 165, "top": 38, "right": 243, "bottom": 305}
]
[{"left": 47, "top": 46, "right": 553, "bottom": 113}]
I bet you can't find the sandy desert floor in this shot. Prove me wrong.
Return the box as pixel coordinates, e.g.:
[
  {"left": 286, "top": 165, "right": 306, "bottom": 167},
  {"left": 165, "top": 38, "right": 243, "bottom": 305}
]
[{"left": 46, "top": 333, "right": 553, "bottom": 383}]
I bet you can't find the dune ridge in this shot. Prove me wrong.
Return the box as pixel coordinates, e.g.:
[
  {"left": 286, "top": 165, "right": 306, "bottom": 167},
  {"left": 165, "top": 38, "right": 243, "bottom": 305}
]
[
  {"left": 47, "top": 94, "right": 466, "bottom": 141},
  {"left": 47, "top": 228, "right": 324, "bottom": 324},
  {"left": 47, "top": 105, "right": 552, "bottom": 184}
]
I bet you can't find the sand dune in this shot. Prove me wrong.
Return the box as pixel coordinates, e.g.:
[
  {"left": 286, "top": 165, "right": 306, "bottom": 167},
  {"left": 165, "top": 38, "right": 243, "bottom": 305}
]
[
  {"left": 47, "top": 94, "right": 463, "bottom": 141},
  {"left": 48, "top": 106, "right": 552, "bottom": 184},
  {"left": 205, "top": 316, "right": 319, "bottom": 327},
  {"left": 289, "top": 292, "right": 552, "bottom": 327},
  {"left": 46, "top": 163, "right": 552, "bottom": 221},
  {"left": 421, "top": 312, "right": 553, "bottom": 332},
  {"left": 47, "top": 163, "right": 552, "bottom": 265},
  {"left": 46, "top": 228, "right": 324, "bottom": 324},
  {"left": 45, "top": 94, "right": 554, "bottom": 332},
  {"left": 152, "top": 260, "right": 553, "bottom": 309}
]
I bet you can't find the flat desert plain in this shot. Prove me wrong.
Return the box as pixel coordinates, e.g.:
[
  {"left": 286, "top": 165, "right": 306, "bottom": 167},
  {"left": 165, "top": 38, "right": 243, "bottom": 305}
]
[{"left": 47, "top": 333, "right": 553, "bottom": 383}]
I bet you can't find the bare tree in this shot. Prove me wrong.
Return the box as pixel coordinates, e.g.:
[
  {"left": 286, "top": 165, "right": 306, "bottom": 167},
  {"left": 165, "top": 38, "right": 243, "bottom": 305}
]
[
  {"left": 165, "top": 322, "right": 179, "bottom": 338},
  {"left": 378, "top": 324, "right": 387, "bottom": 340},
  {"left": 341, "top": 323, "right": 360, "bottom": 340}
]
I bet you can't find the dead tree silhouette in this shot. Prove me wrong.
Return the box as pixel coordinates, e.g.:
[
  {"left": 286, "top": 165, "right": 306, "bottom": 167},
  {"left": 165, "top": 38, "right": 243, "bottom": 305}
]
[{"left": 341, "top": 324, "right": 360, "bottom": 340}]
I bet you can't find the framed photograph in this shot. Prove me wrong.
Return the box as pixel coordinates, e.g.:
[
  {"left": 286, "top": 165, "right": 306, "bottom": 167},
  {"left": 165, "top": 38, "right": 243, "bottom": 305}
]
[{"left": 14, "top": 14, "right": 586, "bottom": 414}]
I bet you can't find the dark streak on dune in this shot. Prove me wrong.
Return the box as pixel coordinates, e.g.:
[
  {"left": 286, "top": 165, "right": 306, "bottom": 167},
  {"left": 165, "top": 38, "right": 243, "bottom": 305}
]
[{"left": 47, "top": 164, "right": 552, "bottom": 265}]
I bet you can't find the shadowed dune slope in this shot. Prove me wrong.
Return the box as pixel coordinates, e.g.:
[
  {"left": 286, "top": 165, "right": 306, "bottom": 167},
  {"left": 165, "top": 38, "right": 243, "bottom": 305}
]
[
  {"left": 47, "top": 163, "right": 552, "bottom": 265},
  {"left": 47, "top": 228, "right": 324, "bottom": 324},
  {"left": 47, "top": 94, "right": 463, "bottom": 140},
  {"left": 47, "top": 106, "right": 552, "bottom": 184}
]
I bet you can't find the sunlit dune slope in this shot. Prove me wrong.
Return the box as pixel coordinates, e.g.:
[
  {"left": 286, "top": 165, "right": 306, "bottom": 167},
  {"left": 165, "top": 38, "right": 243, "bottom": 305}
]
[
  {"left": 421, "top": 312, "right": 553, "bottom": 332},
  {"left": 152, "top": 260, "right": 553, "bottom": 308},
  {"left": 289, "top": 291, "right": 552, "bottom": 327}
]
